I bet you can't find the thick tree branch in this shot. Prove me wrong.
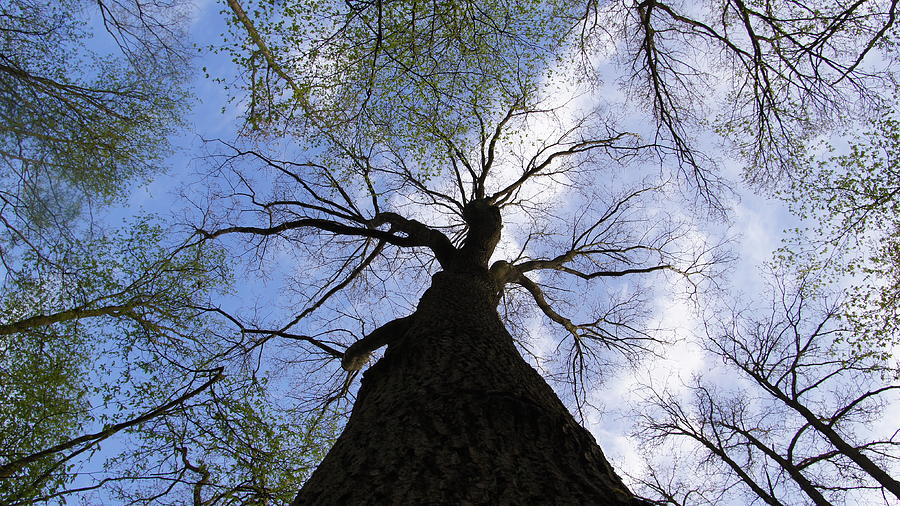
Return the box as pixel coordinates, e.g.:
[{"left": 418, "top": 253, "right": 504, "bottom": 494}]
[
  {"left": 241, "top": 329, "right": 343, "bottom": 358},
  {"left": 198, "top": 218, "right": 378, "bottom": 242},
  {"left": 369, "top": 213, "right": 456, "bottom": 268},
  {"left": 199, "top": 212, "right": 455, "bottom": 266},
  {"left": 516, "top": 274, "right": 580, "bottom": 337},
  {"left": 478, "top": 101, "right": 522, "bottom": 198},
  {"left": 0, "top": 300, "right": 139, "bottom": 336},
  {"left": 518, "top": 256, "right": 674, "bottom": 279},
  {"left": 225, "top": 0, "right": 311, "bottom": 113},
  {"left": 342, "top": 315, "right": 414, "bottom": 371}
]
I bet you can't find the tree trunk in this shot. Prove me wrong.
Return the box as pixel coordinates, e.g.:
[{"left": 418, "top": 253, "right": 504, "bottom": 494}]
[{"left": 294, "top": 270, "right": 643, "bottom": 504}]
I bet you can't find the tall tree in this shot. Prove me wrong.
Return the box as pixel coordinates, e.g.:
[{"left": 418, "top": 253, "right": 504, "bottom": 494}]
[
  {"left": 633, "top": 272, "right": 900, "bottom": 505},
  {"left": 206, "top": 0, "right": 897, "bottom": 503},
  {"left": 0, "top": 0, "right": 193, "bottom": 499},
  {"left": 3, "top": 0, "right": 897, "bottom": 503},
  {"left": 0, "top": 2, "right": 340, "bottom": 503}
]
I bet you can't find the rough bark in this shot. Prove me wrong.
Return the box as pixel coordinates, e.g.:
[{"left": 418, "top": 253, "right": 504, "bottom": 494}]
[{"left": 294, "top": 269, "right": 644, "bottom": 504}]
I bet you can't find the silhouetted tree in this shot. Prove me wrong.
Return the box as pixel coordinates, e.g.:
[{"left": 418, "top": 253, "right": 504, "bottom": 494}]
[
  {"left": 209, "top": 0, "right": 898, "bottom": 503},
  {"left": 635, "top": 272, "right": 900, "bottom": 505}
]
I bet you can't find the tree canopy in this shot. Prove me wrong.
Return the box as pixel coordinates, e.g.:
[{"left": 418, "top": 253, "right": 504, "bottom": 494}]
[
  {"left": 1, "top": 1, "right": 336, "bottom": 502},
  {"left": 1, "top": 0, "right": 899, "bottom": 503},
  {"left": 779, "top": 109, "right": 900, "bottom": 362}
]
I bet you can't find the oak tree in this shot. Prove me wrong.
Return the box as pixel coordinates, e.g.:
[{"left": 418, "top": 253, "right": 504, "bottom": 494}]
[
  {"left": 206, "top": 0, "right": 898, "bottom": 503},
  {"left": 3, "top": 0, "right": 899, "bottom": 503}
]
